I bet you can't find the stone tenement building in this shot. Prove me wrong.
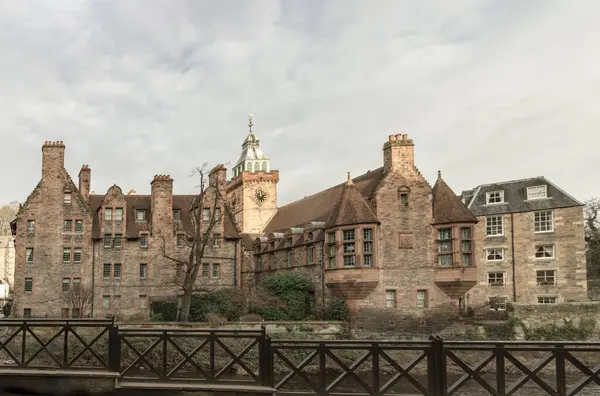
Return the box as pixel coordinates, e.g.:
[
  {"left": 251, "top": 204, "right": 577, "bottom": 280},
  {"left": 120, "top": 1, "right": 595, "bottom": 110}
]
[
  {"left": 461, "top": 180, "right": 587, "bottom": 309},
  {"left": 11, "top": 126, "right": 588, "bottom": 319}
]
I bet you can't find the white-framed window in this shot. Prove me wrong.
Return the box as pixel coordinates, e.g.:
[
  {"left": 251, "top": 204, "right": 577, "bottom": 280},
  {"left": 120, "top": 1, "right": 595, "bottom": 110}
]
[
  {"left": 536, "top": 270, "right": 557, "bottom": 286},
  {"left": 416, "top": 290, "right": 428, "bottom": 308},
  {"left": 527, "top": 185, "right": 547, "bottom": 200},
  {"left": 102, "top": 295, "right": 110, "bottom": 309},
  {"left": 63, "top": 192, "right": 72, "bottom": 205},
  {"left": 486, "top": 216, "right": 504, "bottom": 236},
  {"left": 488, "top": 272, "right": 505, "bottom": 286},
  {"left": 115, "top": 208, "right": 123, "bottom": 221},
  {"left": 535, "top": 245, "right": 555, "bottom": 259},
  {"left": 385, "top": 290, "right": 396, "bottom": 308},
  {"left": 202, "top": 208, "right": 211, "bottom": 222},
  {"left": 534, "top": 211, "right": 554, "bottom": 233},
  {"left": 489, "top": 297, "right": 508, "bottom": 311},
  {"left": 437, "top": 228, "right": 453, "bottom": 267},
  {"left": 136, "top": 210, "right": 146, "bottom": 221},
  {"left": 486, "top": 248, "right": 504, "bottom": 261},
  {"left": 486, "top": 191, "right": 504, "bottom": 204},
  {"left": 537, "top": 296, "right": 558, "bottom": 304}
]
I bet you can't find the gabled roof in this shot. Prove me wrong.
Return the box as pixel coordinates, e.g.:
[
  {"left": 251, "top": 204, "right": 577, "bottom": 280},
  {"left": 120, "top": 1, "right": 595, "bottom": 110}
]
[
  {"left": 432, "top": 172, "right": 477, "bottom": 225},
  {"left": 326, "top": 176, "right": 378, "bottom": 228},
  {"left": 463, "top": 176, "right": 583, "bottom": 216},
  {"left": 263, "top": 167, "right": 385, "bottom": 233}
]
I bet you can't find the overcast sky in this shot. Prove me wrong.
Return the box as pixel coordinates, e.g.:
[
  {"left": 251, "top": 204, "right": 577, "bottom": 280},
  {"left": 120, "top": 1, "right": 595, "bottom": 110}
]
[{"left": 1, "top": 0, "right": 599, "bottom": 207}]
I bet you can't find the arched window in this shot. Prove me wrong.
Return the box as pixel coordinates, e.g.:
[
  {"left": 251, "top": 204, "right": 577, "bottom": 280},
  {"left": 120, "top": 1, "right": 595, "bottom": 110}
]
[{"left": 262, "top": 162, "right": 267, "bottom": 171}]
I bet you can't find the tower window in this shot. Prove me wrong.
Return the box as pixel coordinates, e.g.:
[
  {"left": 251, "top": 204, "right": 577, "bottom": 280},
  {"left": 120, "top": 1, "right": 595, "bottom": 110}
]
[{"left": 398, "top": 186, "right": 410, "bottom": 207}]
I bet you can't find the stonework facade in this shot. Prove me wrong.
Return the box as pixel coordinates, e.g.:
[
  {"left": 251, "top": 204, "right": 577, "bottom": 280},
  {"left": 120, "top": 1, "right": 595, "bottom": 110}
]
[{"left": 10, "top": 128, "right": 589, "bottom": 320}]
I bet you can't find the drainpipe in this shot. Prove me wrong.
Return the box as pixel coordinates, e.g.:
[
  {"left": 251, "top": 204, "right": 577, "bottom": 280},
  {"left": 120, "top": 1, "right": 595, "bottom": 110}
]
[
  {"left": 233, "top": 239, "right": 238, "bottom": 287},
  {"left": 321, "top": 239, "right": 326, "bottom": 320},
  {"left": 511, "top": 213, "right": 517, "bottom": 302},
  {"left": 91, "top": 240, "right": 96, "bottom": 317}
]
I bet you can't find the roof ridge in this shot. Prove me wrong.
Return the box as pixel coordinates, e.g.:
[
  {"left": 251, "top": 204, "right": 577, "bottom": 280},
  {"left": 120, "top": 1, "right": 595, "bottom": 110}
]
[{"left": 474, "top": 176, "right": 540, "bottom": 189}]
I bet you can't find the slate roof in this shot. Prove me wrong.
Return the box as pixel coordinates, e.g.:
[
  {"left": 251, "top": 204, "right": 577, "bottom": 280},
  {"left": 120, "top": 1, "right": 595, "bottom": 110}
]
[
  {"left": 463, "top": 176, "right": 583, "bottom": 216},
  {"left": 432, "top": 173, "right": 477, "bottom": 225},
  {"left": 263, "top": 167, "right": 385, "bottom": 233},
  {"left": 88, "top": 194, "right": 240, "bottom": 240},
  {"left": 325, "top": 177, "right": 378, "bottom": 228}
]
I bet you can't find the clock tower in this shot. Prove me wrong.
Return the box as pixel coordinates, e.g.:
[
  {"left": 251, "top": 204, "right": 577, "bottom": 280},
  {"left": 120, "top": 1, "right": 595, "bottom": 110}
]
[{"left": 226, "top": 115, "right": 279, "bottom": 234}]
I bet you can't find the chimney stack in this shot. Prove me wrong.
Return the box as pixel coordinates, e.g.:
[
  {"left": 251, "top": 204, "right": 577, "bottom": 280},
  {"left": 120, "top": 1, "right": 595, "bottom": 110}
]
[
  {"left": 383, "top": 134, "right": 415, "bottom": 172},
  {"left": 150, "top": 175, "right": 174, "bottom": 233},
  {"left": 41, "top": 141, "right": 66, "bottom": 181},
  {"left": 78, "top": 165, "right": 91, "bottom": 199},
  {"left": 209, "top": 164, "right": 227, "bottom": 191}
]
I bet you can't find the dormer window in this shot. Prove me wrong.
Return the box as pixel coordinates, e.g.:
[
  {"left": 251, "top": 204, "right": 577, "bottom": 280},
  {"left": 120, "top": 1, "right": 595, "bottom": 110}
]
[
  {"left": 486, "top": 191, "right": 504, "bottom": 204},
  {"left": 173, "top": 209, "right": 181, "bottom": 221},
  {"left": 115, "top": 208, "right": 124, "bottom": 221},
  {"left": 104, "top": 208, "right": 112, "bottom": 221},
  {"left": 63, "top": 192, "right": 72, "bottom": 205},
  {"left": 527, "top": 185, "right": 547, "bottom": 200},
  {"left": 136, "top": 210, "right": 146, "bottom": 221}
]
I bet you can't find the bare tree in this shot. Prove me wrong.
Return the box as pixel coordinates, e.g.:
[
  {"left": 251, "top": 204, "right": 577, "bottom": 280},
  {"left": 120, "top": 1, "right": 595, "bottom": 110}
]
[
  {"left": 62, "top": 283, "right": 94, "bottom": 318},
  {"left": 155, "top": 164, "right": 229, "bottom": 322},
  {"left": 0, "top": 203, "right": 18, "bottom": 236},
  {"left": 585, "top": 198, "right": 600, "bottom": 279}
]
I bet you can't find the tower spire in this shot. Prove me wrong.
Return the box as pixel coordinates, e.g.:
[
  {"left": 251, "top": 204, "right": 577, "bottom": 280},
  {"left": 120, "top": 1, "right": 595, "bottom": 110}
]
[{"left": 248, "top": 113, "right": 254, "bottom": 133}]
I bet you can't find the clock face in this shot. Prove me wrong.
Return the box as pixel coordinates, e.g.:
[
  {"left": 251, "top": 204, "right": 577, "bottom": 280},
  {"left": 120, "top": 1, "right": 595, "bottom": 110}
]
[{"left": 254, "top": 188, "right": 267, "bottom": 204}]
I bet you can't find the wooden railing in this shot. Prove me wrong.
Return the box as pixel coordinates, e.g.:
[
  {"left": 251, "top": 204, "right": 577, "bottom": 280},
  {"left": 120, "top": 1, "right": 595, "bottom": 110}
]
[{"left": 1, "top": 321, "right": 600, "bottom": 395}]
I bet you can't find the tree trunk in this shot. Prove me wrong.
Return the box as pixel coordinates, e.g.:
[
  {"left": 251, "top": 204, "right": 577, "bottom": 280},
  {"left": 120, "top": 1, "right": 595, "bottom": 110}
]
[{"left": 179, "top": 291, "right": 192, "bottom": 322}]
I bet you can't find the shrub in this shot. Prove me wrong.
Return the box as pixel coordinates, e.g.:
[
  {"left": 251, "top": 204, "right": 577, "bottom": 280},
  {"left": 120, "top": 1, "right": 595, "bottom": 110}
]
[
  {"left": 150, "top": 300, "right": 178, "bottom": 321},
  {"left": 250, "top": 274, "right": 314, "bottom": 321},
  {"left": 189, "top": 290, "right": 243, "bottom": 322},
  {"left": 325, "top": 299, "right": 350, "bottom": 321}
]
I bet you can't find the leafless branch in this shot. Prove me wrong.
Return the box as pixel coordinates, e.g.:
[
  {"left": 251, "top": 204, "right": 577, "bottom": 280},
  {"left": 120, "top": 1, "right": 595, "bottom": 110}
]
[{"left": 61, "top": 283, "right": 94, "bottom": 318}]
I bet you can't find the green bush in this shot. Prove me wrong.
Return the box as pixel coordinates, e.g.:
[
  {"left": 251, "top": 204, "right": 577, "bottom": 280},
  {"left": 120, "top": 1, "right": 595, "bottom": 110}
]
[
  {"left": 251, "top": 274, "right": 314, "bottom": 321},
  {"left": 150, "top": 300, "right": 178, "bottom": 321},
  {"left": 325, "top": 299, "right": 350, "bottom": 321},
  {"left": 189, "top": 290, "right": 242, "bottom": 322}
]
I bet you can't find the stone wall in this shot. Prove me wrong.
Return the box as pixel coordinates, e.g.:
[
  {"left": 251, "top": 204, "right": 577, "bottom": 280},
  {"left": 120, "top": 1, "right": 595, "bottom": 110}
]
[{"left": 511, "top": 301, "right": 600, "bottom": 331}]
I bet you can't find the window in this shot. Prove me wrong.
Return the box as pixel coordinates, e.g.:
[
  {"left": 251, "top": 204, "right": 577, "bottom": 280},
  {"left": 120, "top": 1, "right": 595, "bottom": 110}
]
[
  {"left": 64, "top": 192, "right": 72, "bottom": 205},
  {"left": 416, "top": 290, "right": 428, "bottom": 308},
  {"left": 385, "top": 290, "right": 396, "bottom": 308},
  {"left": 62, "top": 278, "right": 70, "bottom": 292},
  {"left": 139, "top": 263, "right": 147, "bottom": 279},
  {"left": 287, "top": 250, "right": 292, "bottom": 266},
  {"left": 23, "top": 308, "right": 32, "bottom": 318},
  {"left": 342, "top": 229, "right": 356, "bottom": 267},
  {"left": 212, "top": 263, "right": 220, "bottom": 279},
  {"left": 61, "top": 308, "right": 69, "bottom": 318},
  {"left": 176, "top": 263, "right": 184, "bottom": 277},
  {"left": 24, "top": 278, "right": 33, "bottom": 292},
  {"left": 74, "top": 220, "right": 83, "bottom": 233},
  {"left": 286, "top": 237, "right": 293, "bottom": 247},
  {"left": 27, "top": 220, "right": 35, "bottom": 234},
  {"left": 113, "top": 263, "right": 122, "bottom": 279},
  {"left": 202, "top": 263, "right": 209, "bottom": 278},
  {"left": 400, "top": 193, "right": 409, "bottom": 207},
  {"left": 114, "top": 234, "right": 122, "bottom": 248},
  {"left": 102, "top": 296, "right": 110, "bottom": 309},
  {"left": 488, "top": 272, "right": 505, "bottom": 286},
  {"left": 308, "top": 232, "right": 314, "bottom": 242},
  {"left": 527, "top": 185, "right": 547, "bottom": 200},
  {"left": 140, "top": 235, "right": 148, "bottom": 248},
  {"left": 72, "top": 278, "right": 81, "bottom": 292},
  {"left": 63, "top": 219, "right": 72, "bottom": 232},
  {"left": 136, "top": 210, "right": 146, "bottom": 221},
  {"left": 173, "top": 209, "right": 181, "bottom": 221},
  {"left": 328, "top": 232, "right": 336, "bottom": 268},
  {"left": 63, "top": 248, "right": 71, "bottom": 263},
  {"left": 104, "top": 208, "right": 112, "bottom": 221},
  {"left": 202, "top": 208, "right": 210, "bottom": 222},
  {"left": 460, "top": 227, "right": 472, "bottom": 267},
  {"left": 103, "top": 263, "right": 111, "bottom": 279},
  {"left": 103, "top": 235, "right": 112, "bottom": 248},
  {"left": 114, "top": 295, "right": 121, "bottom": 308},
  {"left": 26, "top": 248, "right": 34, "bottom": 263},
  {"left": 177, "top": 234, "right": 184, "bottom": 247},
  {"left": 534, "top": 211, "right": 554, "bottom": 233},
  {"left": 363, "top": 228, "right": 373, "bottom": 267},
  {"left": 538, "top": 296, "right": 558, "bottom": 304},
  {"left": 73, "top": 248, "right": 82, "bottom": 263},
  {"left": 486, "top": 216, "right": 504, "bottom": 236},
  {"left": 437, "top": 228, "right": 453, "bottom": 267},
  {"left": 486, "top": 191, "right": 504, "bottom": 204},
  {"left": 256, "top": 255, "right": 263, "bottom": 271},
  {"left": 213, "top": 233, "right": 221, "bottom": 248},
  {"left": 486, "top": 248, "right": 504, "bottom": 261},
  {"left": 536, "top": 270, "right": 556, "bottom": 286},
  {"left": 115, "top": 208, "right": 123, "bottom": 221},
  {"left": 307, "top": 245, "right": 314, "bottom": 264},
  {"left": 139, "top": 295, "right": 148, "bottom": 309},
  {"left": 214, "top": 208, "right": 221, "bottom": 220},
  {"left": 535, "top": 245, "right": 555, "bottom": 259},
  {"left": 489, "top": 297, "right": 508, "bottom": 311}
]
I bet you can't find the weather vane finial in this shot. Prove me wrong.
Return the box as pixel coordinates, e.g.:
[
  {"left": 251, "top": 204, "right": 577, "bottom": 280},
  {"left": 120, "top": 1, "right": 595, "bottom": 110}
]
[{"left": 248, "top": 113, "right": 254, "bottom": 133}]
